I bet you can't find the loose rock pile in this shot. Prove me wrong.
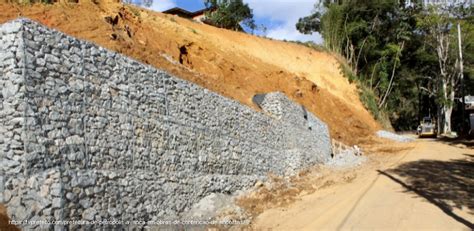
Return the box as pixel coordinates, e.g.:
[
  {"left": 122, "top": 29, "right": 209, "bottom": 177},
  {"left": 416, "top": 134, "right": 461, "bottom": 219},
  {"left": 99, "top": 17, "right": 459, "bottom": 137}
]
[{"left": 376, "top": 130, "right": 415, "bottom": 143}]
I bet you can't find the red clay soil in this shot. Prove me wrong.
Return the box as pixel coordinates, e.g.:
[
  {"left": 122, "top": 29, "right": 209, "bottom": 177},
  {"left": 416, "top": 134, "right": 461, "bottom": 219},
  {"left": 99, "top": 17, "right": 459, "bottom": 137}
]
[
  {"left": 0, "top": 204, "right": 20, "bottom": 231},
  {"left": 0, "top": 1, "right": 380, "bottom": 145}
]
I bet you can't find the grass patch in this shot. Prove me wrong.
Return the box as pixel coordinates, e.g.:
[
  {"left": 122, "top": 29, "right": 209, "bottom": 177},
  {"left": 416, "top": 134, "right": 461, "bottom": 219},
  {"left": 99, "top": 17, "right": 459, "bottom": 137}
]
[
  {"left": 359, "top": 82, "right": 392, "bottom": 128},
  {"left": 359, "top": 84, "right": 380, "bottom": 119},
  {"left": 285, "top": 42, "right": 389, "bottom": 126},
  {"left": 189, "top": 28, "right": 198, "bottom": 34},
  {"left": 283, "top": 40, "right": 329, "bottom": 53},
  {"left": 128, "top": 6, "right": 141, "bottom": 17},
  {"left": 337, "top": 58, "right": 392, "bottom": 128},
  {"left": 357, "top": 79, "right": 392, "bottom": 128},
  {"left": 339, "top": 61, "right": 357, "bottom": 83}
]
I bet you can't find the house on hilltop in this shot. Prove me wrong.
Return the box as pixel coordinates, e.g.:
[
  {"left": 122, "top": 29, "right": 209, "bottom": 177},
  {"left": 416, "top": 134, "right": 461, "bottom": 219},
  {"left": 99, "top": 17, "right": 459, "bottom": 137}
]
[{"left": 162, "top": 7, "right": 214, "bottom": 22}]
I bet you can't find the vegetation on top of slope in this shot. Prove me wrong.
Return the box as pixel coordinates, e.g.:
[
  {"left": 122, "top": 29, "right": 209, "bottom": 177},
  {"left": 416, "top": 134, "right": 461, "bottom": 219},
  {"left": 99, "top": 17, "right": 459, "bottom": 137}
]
[
  {"left": 339, "top": 56, "right": 393, "bottom": 129},
  {"left": 291, "top": 38, "right": 392, "bottom": 128},
  {"left": 203, "top": 0, "right": 256, "bottom": 31},
  {"left": 283, "top": 40, "right": 330, "bottom": 53},
  {"left": 297, "top": 0, "right": 474, "bottom": 132}
]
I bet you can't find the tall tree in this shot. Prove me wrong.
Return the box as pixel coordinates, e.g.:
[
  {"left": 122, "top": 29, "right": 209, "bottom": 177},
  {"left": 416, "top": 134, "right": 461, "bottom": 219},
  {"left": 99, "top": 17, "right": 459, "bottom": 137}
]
[
  {"left": 203, "top": 0, "right": 256, "bottom": 31},
  {"left": 297, "top": 0, "right": 473, "bottom": 132},
  {"left": 415, "top": 3, "right": 472, "bottom": 133},
  {"left": 296, "top": 0, "right": 417, "bottom": 126}
]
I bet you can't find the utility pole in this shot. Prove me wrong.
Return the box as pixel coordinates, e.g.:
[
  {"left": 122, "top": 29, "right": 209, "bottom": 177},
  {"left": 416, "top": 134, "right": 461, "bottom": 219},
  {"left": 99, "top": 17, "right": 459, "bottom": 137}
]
[{"left": 457, "top": 22, "right": 466, "bottom": 135}]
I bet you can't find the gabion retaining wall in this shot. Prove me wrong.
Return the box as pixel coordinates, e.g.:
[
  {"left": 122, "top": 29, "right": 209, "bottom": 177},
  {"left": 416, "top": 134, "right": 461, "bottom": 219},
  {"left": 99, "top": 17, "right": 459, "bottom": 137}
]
[{"left": 0, "top": 18, "right": 331, "bottom": 229}]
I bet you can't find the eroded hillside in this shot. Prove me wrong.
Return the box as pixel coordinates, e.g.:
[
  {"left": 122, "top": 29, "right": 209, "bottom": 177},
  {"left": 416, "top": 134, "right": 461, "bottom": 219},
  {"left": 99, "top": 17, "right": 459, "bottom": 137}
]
[{"left": 0, "top": 1, "right": 380, "bottom": 145}]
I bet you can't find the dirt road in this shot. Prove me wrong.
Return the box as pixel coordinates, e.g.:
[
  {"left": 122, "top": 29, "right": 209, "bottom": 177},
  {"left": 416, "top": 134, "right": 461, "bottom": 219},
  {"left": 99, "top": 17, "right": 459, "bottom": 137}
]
[{"left": 252, "top": 140, "right": 474, "bottom": 230}]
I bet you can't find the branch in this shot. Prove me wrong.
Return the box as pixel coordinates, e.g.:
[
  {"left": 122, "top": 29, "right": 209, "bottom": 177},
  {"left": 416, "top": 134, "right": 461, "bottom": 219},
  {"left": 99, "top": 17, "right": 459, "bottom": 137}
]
[
  {"left": 420, "top": 87, "right": 436, "bottom": 97},
  {"left": 378, "top": 41, "right": 405, "bottom": 109},
  {"left": 354, "top": 14, "right": 379, "bottom": 75},
  {"left": 420, "top": 76, "right": 435, "bottom": 81}
]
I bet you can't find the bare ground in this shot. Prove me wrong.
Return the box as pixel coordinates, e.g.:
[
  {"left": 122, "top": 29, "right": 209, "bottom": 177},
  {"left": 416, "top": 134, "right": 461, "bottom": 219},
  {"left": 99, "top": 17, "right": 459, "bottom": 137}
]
[{"left": 248, "top": 139, "right": 474, "bottom": 230}]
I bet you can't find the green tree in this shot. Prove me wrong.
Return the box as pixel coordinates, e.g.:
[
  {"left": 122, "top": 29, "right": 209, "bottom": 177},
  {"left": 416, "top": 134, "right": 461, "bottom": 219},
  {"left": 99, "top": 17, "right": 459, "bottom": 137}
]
[
  {"left": 203, "top": 0, "right": 256, "bottom": 31},
  {"left": 415, "top": 4, "right": 473, "bottom": 134},
  {"left": 297, "top": 1, "right": 473, "bottom": 132},
  {"left": 296, "top": 0, "right": 417, "bottom": 129}
]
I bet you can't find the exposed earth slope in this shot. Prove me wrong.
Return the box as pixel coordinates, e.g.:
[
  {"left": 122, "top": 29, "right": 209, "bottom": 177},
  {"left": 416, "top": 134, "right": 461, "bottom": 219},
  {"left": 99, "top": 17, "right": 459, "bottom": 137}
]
[{"left": 0, "top": 1, "right": 380, "bottom": 144}]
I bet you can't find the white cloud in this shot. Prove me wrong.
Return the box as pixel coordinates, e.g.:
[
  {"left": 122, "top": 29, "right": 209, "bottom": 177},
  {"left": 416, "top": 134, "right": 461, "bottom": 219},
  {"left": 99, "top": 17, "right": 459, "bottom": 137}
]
[
  {"left": 244, "top": 0, "right": 323, "bottom": 43},
  {"left": 149, "top": 0, "right": 177, "bottom": 12},
  {"left": 267, "top": 22, "right": 323, "bottom": 43},
  {"left": 244, "top": 0, "right": 315, "bottom": 21}
]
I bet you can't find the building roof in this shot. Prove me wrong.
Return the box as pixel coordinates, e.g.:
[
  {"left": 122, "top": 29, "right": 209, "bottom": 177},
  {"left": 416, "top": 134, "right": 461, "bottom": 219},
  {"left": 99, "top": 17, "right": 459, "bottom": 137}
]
[{"left": 162, "top": 7, "right": 214, "bottom": 18}]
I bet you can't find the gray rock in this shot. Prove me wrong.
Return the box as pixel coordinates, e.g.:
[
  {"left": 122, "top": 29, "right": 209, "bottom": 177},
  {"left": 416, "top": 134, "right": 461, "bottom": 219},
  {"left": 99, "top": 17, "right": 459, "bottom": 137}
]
[
  {"left": 65, "top": 135, "right": 84, "bottom": 145},
  {"left": 49, "top": 111, "right": 61, "bottom": 121},
  {"left": 42, "top": 208, "right": 52, "bottom": 216},
  {"left": 106, "top": 171, "right": 119, "bottom": 180},
  {"left": 13, "top": 206, "right": 31, "bottom": 221},
  {"left": 45, "top": 54, "right": 60, "bottom": 64},
  {"left": 65, "top": 192, "right": 75, "bottom": 201},
  {"left": 37, "top": 197, "right": 52, "bottom": 210},
  {"left": 52, "top": 198, "right": 63, "bottom": 208},
  {"left": 50, "top": 183, "right": 61, "bottom": 197},
  {"left": 376, "top": 130, "right": 414, "bottom": 143},
  {"left": 3, "top": 190, "right": 12, "bottom": 203},
  {"left": 84, "top": 188, "right": 94, "bottom": 196},
  {"left": 36, "top": 58, "right": 46, "bottom": 66},
  {"left": 2, "top": 81, "right": 19, "bottom": 99},
  {"left": 57, "top": 86, "right": 69, "bottom": 94},
  {"left": 184, "top": 193, "right": 236, "bottom": 220},
  {"left": 79, "top": 199, "right": 91, "bottom": 209},
  {"left": 53, "top": 209, "right": 62, "bottom": 221},
  {"left": 93, "top": 186, "right": 103, "bottom": 194},
  {"left": 27, "top": 176, "right": 39, "bottom": 189},
  {"left": 1, "top": 51, "right": 15, "bottom": 62},
  {"left": 107, "top": 207, "right": 118, "bottom": 217},
  {"left": 2, "top": 21, "right": 22, "bottom": 34},
  {"left": 70, "top": 174, "right": 96, "bottom": 188},
  {"left": 82, "top": 208, "right": 97, "bottom": 221}
]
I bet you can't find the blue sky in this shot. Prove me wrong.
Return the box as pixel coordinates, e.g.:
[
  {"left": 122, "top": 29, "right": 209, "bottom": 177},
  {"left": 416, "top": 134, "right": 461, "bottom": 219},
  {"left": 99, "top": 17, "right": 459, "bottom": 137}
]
[{"left": 145, "top": 0, "right": 323, "bottom": 43}]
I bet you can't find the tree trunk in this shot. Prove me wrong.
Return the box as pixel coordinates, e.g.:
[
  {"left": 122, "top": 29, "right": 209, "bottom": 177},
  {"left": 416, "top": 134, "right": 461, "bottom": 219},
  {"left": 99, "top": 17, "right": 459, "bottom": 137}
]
[
  {"left": 443, "top": 105, "right": 453, "bottom": 134},
  {"left": 437, "top": 106, "right": 442, "bottom": 134},
  {"left": 436, "top": 31, "right": 454, "bottom": 134},
  {"left": 446, "top": 73, "right": 456, "bottom": 134},
  {"left": 378, "top": 41, "right": 405, "bottom": 109},
  {"left": 441, "top": 78, "right": 453, "bottom": 134}
]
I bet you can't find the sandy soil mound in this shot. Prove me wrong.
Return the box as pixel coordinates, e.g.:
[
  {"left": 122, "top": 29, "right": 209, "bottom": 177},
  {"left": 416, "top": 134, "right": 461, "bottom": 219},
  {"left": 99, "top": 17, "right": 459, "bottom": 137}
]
[{"left": 0, "top": 1, "right": 380, "bottom": 144}]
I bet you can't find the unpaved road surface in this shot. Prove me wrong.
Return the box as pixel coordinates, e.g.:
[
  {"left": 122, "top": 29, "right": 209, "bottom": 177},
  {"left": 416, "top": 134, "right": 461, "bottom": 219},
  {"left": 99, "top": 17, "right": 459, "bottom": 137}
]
[{"left": 252, "top": 140, "right": 474, "bottom": 230}]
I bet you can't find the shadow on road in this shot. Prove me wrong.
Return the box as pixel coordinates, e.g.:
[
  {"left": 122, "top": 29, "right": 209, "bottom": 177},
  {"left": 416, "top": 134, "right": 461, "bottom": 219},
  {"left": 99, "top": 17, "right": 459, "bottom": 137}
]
[
  {"left": 438, "top": 136, "right": 474, "bottom": 148},
  {"left": 378, "top": 154, "right": 474, "bottom": 229}
]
